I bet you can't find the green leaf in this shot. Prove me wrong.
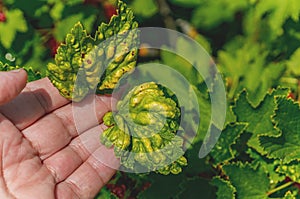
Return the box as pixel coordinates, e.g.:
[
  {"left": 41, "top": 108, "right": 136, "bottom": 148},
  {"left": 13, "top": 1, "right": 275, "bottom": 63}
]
[
  {"left": 286, "top": 48, "right": 300, "bottom": 77},
  {"left": 210, "top": 123, "right": 247, "bottom": 165},
  {"left": 222, "top": 163, "right": 270, "bottom": 199},
  {"left": 233, "top": 88, "right": 289, "bottom": 154},
  {"left": 247, "top": 148, "right": 285, "bottom": 185},
  {"left": 211, "top": 176, "right": 236, "bottom": 199},
  {"left": 276, "top": 161, "right": 300, "bottom": 183},
  {"left": 245, "top": 0, "right": 300, "bottom": 39},
  {"left": 160, "top": 36, "right": 214, "bottom": 139},
  {"left": 50, "top": 1, "right": 64, "bottom": 20},
  {"left": 26, "top": 68, "right": 42, "bottom": 82},
  {"left": 131, "top": 0, "right": 158, "bottom": 17},
  {"left": 95, "top": 187, "right": 117, "bottom": 199},
  {"left": 54, "top": 14, "right": 85, "bottom": 42},
  {"left": 191, "top": 0, "right": 248, "bottom": 29},
  {"left": 283, "top": 191, "right": 297, "bottom": 199},
  {"left": 0, "top": 61, "right": 42, "bottom": 82},
  {"left": 12, "top": 0, "right": 46, "bottom": 19},
  {"left": 54, "top": 13, "right": 96, "bottom": 42},
  {"left": 0, "top": 9, "right": 28, "bottom": 49},
  {"left": 218, "top": 41, "right": 286, "bottom": 104},
  {"left": 160, "top": 47, "right": 203, "bottom": 87},
  {"left": 226, "top": 106, "right": 236, "bottom": 124},
  {"left": 260, "top": 97, "right": 300, "bottom": 164}
]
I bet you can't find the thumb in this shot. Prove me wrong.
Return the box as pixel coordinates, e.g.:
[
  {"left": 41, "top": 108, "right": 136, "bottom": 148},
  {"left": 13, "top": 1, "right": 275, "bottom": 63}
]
[{"left": 0, "top": 69, "right": 27, "bottom": 105}]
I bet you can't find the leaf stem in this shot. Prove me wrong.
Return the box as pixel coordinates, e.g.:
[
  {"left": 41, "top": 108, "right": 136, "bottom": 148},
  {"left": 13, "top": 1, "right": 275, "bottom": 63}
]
[{"left": 267, "top": 181, "right": 294, "bottom": 196}]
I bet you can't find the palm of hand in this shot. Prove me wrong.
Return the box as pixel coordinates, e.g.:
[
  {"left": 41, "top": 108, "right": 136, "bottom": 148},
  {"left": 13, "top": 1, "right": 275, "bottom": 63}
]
[{"left": 0, "top": 71, "right": 117, "bottom": 199}]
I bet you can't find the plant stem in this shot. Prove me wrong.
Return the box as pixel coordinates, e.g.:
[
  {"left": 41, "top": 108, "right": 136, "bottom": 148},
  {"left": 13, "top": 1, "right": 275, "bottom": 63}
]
[
  {"left": 156, "top": 0, "right": 176, "bottom": 30},
  {"left": 156, "top": 0, "right": 177, "bottom": 47},
  {"left": 267, "top": 181, "right": 294, "bottom": 196}
]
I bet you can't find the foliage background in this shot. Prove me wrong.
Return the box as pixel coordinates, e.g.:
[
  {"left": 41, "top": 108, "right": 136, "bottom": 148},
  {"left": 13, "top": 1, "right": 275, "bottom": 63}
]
[{"left": 0, "top": 0, "right": 300, "bottom": 198}]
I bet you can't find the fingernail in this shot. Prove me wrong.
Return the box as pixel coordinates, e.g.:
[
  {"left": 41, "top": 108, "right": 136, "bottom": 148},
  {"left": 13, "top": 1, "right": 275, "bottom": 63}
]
[{"left": 10, "top": 69, "right": 22, "bottom": 73}]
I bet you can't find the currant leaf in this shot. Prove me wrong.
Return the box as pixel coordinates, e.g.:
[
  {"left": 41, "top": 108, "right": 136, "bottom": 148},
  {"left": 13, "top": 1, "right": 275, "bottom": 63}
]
[
  {"left": 260, "top": 97, "right": 300, "bottom": 164},
  {"left": 210, "top": 123, "right": 247, "bottom": 165},
  {"left": 101, "top": 82, "right": 187, "bottom": 174},
  {"left": 219, "top": 41, "right": 286, "bottom": 104},
  {"left": 245, "top": 0, "right": 300, "bottom": 39},
  {"left": 47, "top": 0, "right": 139, "bottom": 102},
  {"left": 211, "top": 176, "right": 236, "bottom": 199},
  {"left": 276, "top": 161, "right": 300, "bottom": 183},
  {"left": 47, "top": 22, "right": 94, "bottom": 101},
  {"left": 0, "top": 61, "right": 41, "bottom": 82},
  {"left": 283, "top": 191, "right": 297, "bottom": 199},
  {"left": 232, "top": 88, "right": 289, "bottom": 154},
  {"left": 247, "top": 148, "right": 285, "bottom": 185},
  {"left": 0, "top": 9, "right": 28, "bottom": 49},
  {"left": 94, "top": 0, "right": 139, "bottom": 93},
  {"left": 222, "top": 163, "right": 270, "bottom": 199}
]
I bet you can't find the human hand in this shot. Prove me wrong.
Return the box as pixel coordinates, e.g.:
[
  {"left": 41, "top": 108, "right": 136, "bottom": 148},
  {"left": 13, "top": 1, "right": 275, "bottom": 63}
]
[{"left": 0, "top": 69, "right": 119, "bottom": 199}]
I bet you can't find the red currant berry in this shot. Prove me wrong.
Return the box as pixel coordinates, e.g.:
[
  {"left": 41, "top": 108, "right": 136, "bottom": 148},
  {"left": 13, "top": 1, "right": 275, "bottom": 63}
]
[
  {"left": 47, "top": 37, "right": 59, "bottom": 57},
  {"left": 103, "top": 3, "right": 117, "bottom": 20},
  {"left": 287, "top": 92, "right": 295, "bottom": 100},
  {"left": 0, "top": 12, "right": 6, "bottom": 22}
]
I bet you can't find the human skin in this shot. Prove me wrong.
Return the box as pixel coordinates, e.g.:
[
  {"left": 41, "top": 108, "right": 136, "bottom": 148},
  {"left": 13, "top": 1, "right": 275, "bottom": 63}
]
[{"left": 0, "top": 69, "right": 118, "bottom": 199}]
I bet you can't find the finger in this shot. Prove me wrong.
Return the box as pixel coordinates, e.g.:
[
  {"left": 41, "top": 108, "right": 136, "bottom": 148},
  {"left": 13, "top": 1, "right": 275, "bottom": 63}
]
[
  {"left": 0, "top": 69, "right": 27, "bottom": 106},
  {"left": 43, "top": 124, "right": 107, "bottom": 183},
  {"left": 55, "top": 146, "right": 119, "bottom": 199},
  {"left": 0, "top": 77, "right": 69, "bottom": 130},
  {"left": 22, "top": 95, "right": 111, "bottom": 159}
]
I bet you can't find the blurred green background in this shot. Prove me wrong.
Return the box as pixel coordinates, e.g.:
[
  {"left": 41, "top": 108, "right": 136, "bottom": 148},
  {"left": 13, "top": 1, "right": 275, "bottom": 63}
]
[
  {"left": 1, "top": 0, "right": 300, "bottom": 198},
  {"left": 1, "top": 0, "right": 300, "bottom": 103}
]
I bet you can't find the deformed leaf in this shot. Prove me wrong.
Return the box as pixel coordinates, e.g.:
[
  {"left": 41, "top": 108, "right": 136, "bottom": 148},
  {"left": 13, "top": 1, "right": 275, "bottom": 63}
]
[
  {"left": 94, "top": 0, "right": 139, "bottom": 93},
  {"left": 47, "top": 22, "right": 94, "bottom": 101},
  {"left": 47, "top": 1, "right": 139, "bottom": 101},
  {"left": 101, "top": 82, "right": 187, "bottom": 175}
]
